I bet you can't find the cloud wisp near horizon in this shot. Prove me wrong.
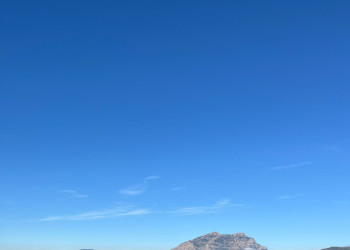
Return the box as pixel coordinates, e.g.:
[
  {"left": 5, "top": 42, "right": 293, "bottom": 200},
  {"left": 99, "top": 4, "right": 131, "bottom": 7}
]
[
  {"left": 40, "top": 198, "right": 241, "bottom": 221},
  {"left": 59, "top": 189, "right": 88, "bottom": 198},
  {"left": 168, "top": 199, "right": 245, "bottom": 216},
  {"left": 40, "top": 167, "right": 305, "bottom": 222},
  {"left": 270, "top": 161, "right": 312, "bottom": 171},
  {"left": 278, "top": 194, "right": 304, "bottom": 200},
  {"left": 41, "top": 206, "right": 153, "bottom": 221},
  {"left": 119, "top": 176, "right": 160, "bottom": 196}
]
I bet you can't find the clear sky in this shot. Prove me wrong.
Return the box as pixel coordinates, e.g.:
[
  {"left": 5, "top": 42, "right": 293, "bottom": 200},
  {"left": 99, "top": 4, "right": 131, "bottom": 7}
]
[{"left": 1, "top": 1, "right": 350, "bottom": 250}]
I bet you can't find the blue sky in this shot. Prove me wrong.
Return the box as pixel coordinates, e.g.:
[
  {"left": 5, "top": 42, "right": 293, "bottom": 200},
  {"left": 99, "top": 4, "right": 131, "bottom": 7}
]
[{"left": 1, "top": 1, "right": 350, "bottom": 250}]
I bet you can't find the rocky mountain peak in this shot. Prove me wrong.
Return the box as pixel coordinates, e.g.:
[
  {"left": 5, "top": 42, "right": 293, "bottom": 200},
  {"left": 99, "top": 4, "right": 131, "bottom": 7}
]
[
  {"left": 207, "top": 232, "right": 220, "bottom": 236},
  {"left": 234, "top": 232, "right": 247, "bottom": 237},
  {"left": 172, "top": 232, "right": 267, "bottom": 250}
]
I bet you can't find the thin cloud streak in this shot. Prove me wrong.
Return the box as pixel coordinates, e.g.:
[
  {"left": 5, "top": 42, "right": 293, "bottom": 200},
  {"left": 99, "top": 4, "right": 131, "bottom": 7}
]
[
  {"left": 119, "top": 176, "right": 160, "bottom": 196},
  {"left": 119, "top": 186, "right": 146, "bottom": 195},
  {"left": 171, "top": 186, "right": 185, "bottom": 191},
  {"left": 144, "top": 176, "right": 160, "bottom": 181},
  {"left": 271, "top": 161, "right": 312, "bottom": 171},
  {"left": 41, "top": 199, "right": 244, "bottom": 221},
  {"left": 168, "top": 199, "right": 245, "bottom": 215},
  {"left": 278, "top": 195, "right": 291, "bottom": 200},
  {"left": 41, "top": 207, "right": 152, "bottom": 221},
  {"left": 278, "top": 194, "right": 304, "bottom": 200},
  {"left": 59, "top": 189, "right": 88, "bottom": 198}
]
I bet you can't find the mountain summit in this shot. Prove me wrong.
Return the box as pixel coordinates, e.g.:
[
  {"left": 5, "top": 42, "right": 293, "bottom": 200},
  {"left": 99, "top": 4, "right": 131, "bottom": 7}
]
[{"left": 172, "top": 232, "right": 268, "bottom": 250}]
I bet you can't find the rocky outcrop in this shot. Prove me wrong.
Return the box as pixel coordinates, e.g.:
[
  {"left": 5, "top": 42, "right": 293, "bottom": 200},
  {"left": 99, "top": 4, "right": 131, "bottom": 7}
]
[{"left": 172, "top": 232, "right": 268, "bottom": 250}]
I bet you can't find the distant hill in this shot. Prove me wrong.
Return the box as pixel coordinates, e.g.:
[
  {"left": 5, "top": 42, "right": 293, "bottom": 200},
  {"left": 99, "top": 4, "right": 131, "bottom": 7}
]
[
  {"left": 172, "top": 232, "right": 268, "bottom": 250},
  {"left": 322, "top": 248, "right": 350, "bottom": 250}
]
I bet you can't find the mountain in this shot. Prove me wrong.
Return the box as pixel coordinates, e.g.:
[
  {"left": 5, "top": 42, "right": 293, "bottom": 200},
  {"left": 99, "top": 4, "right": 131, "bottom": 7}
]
[
  {"left": 322, "top": 248, "right": 350, "bottom": 250},
  {"left": 172, "top": 232, "right": 268, "bottom": 250}
]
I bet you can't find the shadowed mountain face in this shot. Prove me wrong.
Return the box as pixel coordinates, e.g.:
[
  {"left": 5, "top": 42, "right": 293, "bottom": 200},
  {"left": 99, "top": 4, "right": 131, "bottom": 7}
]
[
  {"left": 322, "top": 248, "right": 350, "bottom": 250},
  {"left": 172, "top": 232, "right": 268, "bottom": 250}
]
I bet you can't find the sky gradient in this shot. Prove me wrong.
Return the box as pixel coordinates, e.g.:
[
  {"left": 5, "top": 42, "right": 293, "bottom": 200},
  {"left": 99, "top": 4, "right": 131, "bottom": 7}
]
[{"left": 1, "top": 1, "right": 350, "bottom": 250}]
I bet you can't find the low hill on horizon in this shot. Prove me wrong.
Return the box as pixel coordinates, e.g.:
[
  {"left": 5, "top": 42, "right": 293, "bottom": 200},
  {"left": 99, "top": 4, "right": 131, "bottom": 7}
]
[{"left": 322, "top": 247, "right": 350, "bottom": 250}]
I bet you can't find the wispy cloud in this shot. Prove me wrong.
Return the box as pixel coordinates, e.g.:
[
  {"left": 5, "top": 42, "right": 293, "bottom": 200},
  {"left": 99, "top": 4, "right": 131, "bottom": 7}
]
[
  {"left": 144, "top": 176, "right": 160, "bottom": 181},
  {"left": 59, "top": 190, "right": 88, "bottom": 198},
  {"left": 119, "top": 176, "right": 160, "bottom": 196},
  {"left": 278, "top": 195, "right": 292, "bottom": 200},
  {"left": 278, "top": 194, "right": 304, "bottom": 200},
  {"left": 119, "top": 185, "right": 146, "bottom": 195},
  {"left": 41, "top": 206, "right": 152, "bottom": 221},
  {"left": 41, "top": 198, "right": 244, "bottom": 221},
  {"left": 171, "top": 186, "right": 185, "bottom": 191},
  {"left": 271, "top": 161, "right": 312, "bottom": 171},
  {"left": 168, "top": 199, "right": 244, "bottom": 215}
]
